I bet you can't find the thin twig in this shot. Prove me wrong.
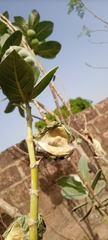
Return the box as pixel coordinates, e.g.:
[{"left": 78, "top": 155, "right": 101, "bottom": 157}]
[
  {"left": 85, "top": 62, "right": 108, "bottom": 69},
  {"left": 0, "top": 198, "right": 21, "bottom": 218},
  {"left": 32, "top": 99, "right": 49, "bottom": 124},
  {"left": 88, "top": 40, "right": 108, "bottom": 45},
  {"left": 37, "top": 101, "right": 60, "bottom": 122},
  {"left": 70, "top": 126, "right": 108, "bottom": 164},
  {"left": 37, "top": 58, "right": 72, "bottom": 120},
  {"left": 70, "top": 159, "right": 108, "bottom": 216},
  {"left": 81, "top": 1, "right": 108, "bottom": 25}
]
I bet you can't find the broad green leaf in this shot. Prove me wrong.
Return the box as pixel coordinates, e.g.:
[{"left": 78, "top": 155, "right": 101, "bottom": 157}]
[
  {"left": 78, "top": 156, "right": 90, "bottom": 183},
  {"left": 13, "top": 16, "right": 28, "bottom": 34},
  {"left": 78, "top": 206, "right": 93, "bottom": 222},
  {"left": 34, "top": 41, "right": 61, "bottom": 59},
  {"left": 94, "top": 180, "right": 106, "bottom": 195},
  {"left": 18, "top": 106, "right": 25, "bottom": 118},
  {"left": 28, "top": 9, "right": 40, "bottom": 28},
  {"left": 32, "top": 66, "right": 58, "bottom": 98},
  {"left": 0, "top": 50, "right": 34, "bottom": 104},
  {"left": 72, "top": 201, "right": 91, "bottom": 212},
  {"left": 2, "top": 46, "right": 40, "bottom": 84},
  {"left": 14, "top": 16, "right": 27, "bottom": 27},
  {"left": 4, "top": 101, "right": 16, "bottom": 113},
  {"left": 2, "top": 31, "right": 22, "bottom": 53},
  {"left": 34, "top": 21, "right": 54, "bottom": 41},
  {"left": 61, "top": 187, "right": 87, "bottom": 200},
  {"left": 57, "top": 176, "right": 85, "bottom": 191},
  {"left": 91, "top": 170, "right": 102, "bottom": 190}
]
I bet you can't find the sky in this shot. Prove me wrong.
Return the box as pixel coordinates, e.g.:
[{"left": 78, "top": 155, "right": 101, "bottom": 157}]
[{"left": 0, "top": 0, "right": 108, "bottom": 152}]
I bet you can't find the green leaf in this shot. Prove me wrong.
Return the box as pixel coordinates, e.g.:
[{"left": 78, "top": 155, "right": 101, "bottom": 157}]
[
  {"left": 91, "top": 170, "right": 102, "bottom": 190},
  {"left": 72, "top": 201, "right": 91, "bottom": 212},
  {"left": 78, "top": 156, "right": 90, "bottom": 183},
  {"left": 32, "top": 66, "right": 58, "bottom": 98},
  {"left": 61, "top": 187, "right": 87, "bottom": 200},
  {"left": 0, "top": 50, "right": 34, "bottom": 104},
  {"left": 2, "top": 11, "right": 9, "bottom": 19},
  {"left": 34, "top": 21, "right": 54, "bottom": 41},
  {"left": 4, "top": 101, "right": 16, "bottom": 113},
  {"left": 78, "top": 206, "right": 93, "bottom": 222},
  {"left": 57, "top": 176, "right": 85, "bottom": 190},
  {"left": 13, "top": 16, "right": 28, "bottom": 34},
  {"left": 14, "top": 16, "right": 27, "bottom": 26},
  {"left": 34, "top": 41, "right": 61, "bottom": 59},
  {"left": 28, "top": 9, "right": 40, "bottom": 28},
  {"left": 94, "top": 180, "right": 106, "bottom": 195},
  {"left": 2, "top": 46, "right": 40, "bottom": 84},
  {"left": 2, "top": 31, "right": 22, "bottom": 53},
  {"left": 18, "top": 106, "right": 25, "bottom": 118}
]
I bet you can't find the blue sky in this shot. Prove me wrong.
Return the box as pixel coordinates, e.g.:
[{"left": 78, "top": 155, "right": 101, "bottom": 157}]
[{"left": 0, "top": 0, "right": 108, "bottom": 152}]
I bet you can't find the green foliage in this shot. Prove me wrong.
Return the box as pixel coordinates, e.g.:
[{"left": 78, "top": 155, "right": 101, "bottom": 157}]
[
  {"left": 34, "top": 41, "right": 61, "bottom": 59},
  {"left": 0, "top": 9, "right": 61, "bottom": 116},
  {"left": 2, "top": 45, "right": 40, "bottom": 85},
  {"left": 13, "top": 9, "right": 61, "bottom": 58},
  {"left": 78, "top": 25, "right": 91, "bottom": 38},
  {"left": 2, "top": 31, "right": 22, "bottom": 54},
  {"left": 57, "top": 175, "right": 87, "bottom": 200},
  {"left": 78, "top": 156, "right": 90, "bottom": 183},
  {"left": 0, "top": 9, "right": 60, "bottom": 240},
  {"left": 0, "top": 9, "right": 61, "bottom": 61},
  {"left": 35, "top": 97, "right": 92, "bottom": 131},
  {"left": 0, "top": 49, "right": 58, "bottom": 110},
  {"left": 68, "top": 0, "right": 84, "bottom": 18},
  {"left": 57, "top": 156, "right": 106, "bottom": 222}
]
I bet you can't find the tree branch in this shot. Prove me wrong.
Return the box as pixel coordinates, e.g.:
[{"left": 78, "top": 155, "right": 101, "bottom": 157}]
[
  {"left": 81, "top": 0, "right": 108, "bottom": 25},
  {"left": 0, "top": 198, "right": 21, "bottom": 218},
  {"left": 85, "top": 62, "right": 108, "bottom": 69},
  {"left": 88, "top": 40, "right": 108, "bottom": 45}
]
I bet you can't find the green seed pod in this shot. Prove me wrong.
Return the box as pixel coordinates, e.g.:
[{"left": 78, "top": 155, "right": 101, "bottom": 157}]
[
  {"left": 2, "top": 46, "right": 40, "bottom": 85},
  {"left": 27, "top": 29, "right": 36, "bottom": 38},
  {"left": 30, "top": 38, "right": 39, "bottom": 49}
]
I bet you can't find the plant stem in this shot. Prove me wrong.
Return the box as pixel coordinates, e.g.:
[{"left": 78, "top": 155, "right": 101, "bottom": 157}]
[{"left": 26, "top": 103, "right": 38, "bottom": 240}]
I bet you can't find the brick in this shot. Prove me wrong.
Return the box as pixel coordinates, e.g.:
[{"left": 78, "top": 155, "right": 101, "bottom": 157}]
[
  {"left": 96, "top": 98, "right": 108, "bottom": 114},
  {"left": 1, "top": 192, "right": 13, "bottom": 208},
  {"left": 39, "top": 191, "right": 54, "bottom": 213},
  {"left": 19, "top": 201, "right": 30, "bottom": 215},
  {"left": 0, "top": 166, "right": 22, "bottom": 192},
  {"left": 18, "top": 161, "right": 30, "bottom": 176},
  {"left": 0, "top": 150, "right": 16, "bottom": 171},
  {"left": 94, "top": 115, "right": 108, "bottom": 132},
  {"left": 8, "top": 180, "right": 30, "bottom": 207},
  {"left": 83, "top": 107, "right": 98, "bottom": 121},
  {"left": 75, "top": 107, "right": 98, "bottom": 129},
  {"left": 87, "top": 124, "right": 98, "bottom": 136}
]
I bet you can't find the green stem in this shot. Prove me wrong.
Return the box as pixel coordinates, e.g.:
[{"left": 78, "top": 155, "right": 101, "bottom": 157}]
[
  {"left": 96, "top": 207, "right": 108, "bottom": 224},
  {"left": 26, "top": 103, "right": 38, "bottom": 240}
]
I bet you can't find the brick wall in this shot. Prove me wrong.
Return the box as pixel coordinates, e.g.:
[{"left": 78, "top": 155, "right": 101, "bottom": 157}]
[{"left": 0, "top": 98, "right": 108, "bottom": 240}]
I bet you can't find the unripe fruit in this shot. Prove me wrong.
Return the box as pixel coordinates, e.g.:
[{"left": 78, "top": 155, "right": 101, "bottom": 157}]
[
  {"left": 27, "top": 29, "right": 36, "bottom": 38},
  {"left": 30, "top": 38, "right": 39, "bottom": 48}
]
